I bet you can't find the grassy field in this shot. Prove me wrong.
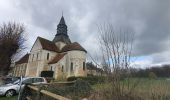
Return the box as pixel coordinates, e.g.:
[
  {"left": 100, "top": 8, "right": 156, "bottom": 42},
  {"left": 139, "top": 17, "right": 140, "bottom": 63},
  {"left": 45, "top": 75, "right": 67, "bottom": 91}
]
[
  {"left": 134, "top": 78, "right": 170, "bottom": 99},
  {"left": 92, "top": 78, "right": 170, "bottom": 100},
  {"left": 0, "top": 96, "right": 18, "bottom": 100}
]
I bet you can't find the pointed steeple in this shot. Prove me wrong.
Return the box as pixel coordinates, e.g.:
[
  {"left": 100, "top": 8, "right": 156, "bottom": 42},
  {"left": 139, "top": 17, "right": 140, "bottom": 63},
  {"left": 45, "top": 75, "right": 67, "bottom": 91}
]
[
  {"left": 59, "top": 16, "right": 66, "bottom": 25},
  {"left": 56, "top": 16, "right": 67, "bottom": 35},
  {"left": 53, "top": 16, "right": 71, "bottom": 44}
]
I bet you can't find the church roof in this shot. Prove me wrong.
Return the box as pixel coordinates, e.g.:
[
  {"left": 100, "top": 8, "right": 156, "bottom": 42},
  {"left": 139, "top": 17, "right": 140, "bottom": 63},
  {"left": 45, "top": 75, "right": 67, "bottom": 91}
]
[
  {"left": 38, "top": 37, "right": 59, "bottom": 52},
  {"left": 48, "top": 53, "right": 66, "bottom": 64},
  {"left": 53, "top": 34, "right": 71, "bottom": 44},
  {"left": 35, "top": 37, "right": 86, "bottom": 53},
  {"left": 61, "top": 42, "right": 87, "bottom": 53},
  {"left": 16, "top": 54, "right": 29, "bottom": 64}
]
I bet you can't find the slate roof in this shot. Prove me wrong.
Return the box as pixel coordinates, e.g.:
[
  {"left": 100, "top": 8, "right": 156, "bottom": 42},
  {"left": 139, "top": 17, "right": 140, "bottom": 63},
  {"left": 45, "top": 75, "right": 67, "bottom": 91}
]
[
  {"left": 61, "top": 42, "right": 87, "bottom": 53},
  {"left": 16, "top": 54, "right": 29, "bottom": 64},
  {"left": 53, "top": 34, "right": 71, "bottom": 44},
  {"left": 38, "top": 37, "right": 60, "bottom": 52},
  {"left": 48, "top": 53, "right": 66, "bottom": 64}
]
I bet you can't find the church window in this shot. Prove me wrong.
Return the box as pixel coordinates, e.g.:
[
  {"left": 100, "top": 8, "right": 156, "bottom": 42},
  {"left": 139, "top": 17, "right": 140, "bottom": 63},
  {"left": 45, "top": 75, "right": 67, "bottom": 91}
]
[
  {"left": 83, "top": 62, "right": 85, "bottom": 70},
  {"left": 37, "top": 53, "right": 39, "bottom": 60},
  {"left": 62, "top": 66, "right": 64, "bottom": 72},
  {"left": 47, "top": 53, "right": 50, "bottom": 60},
  {"left": 50, "top": 66, "right": 53, "bottom": 71},
  {"left": 32, "top": 54, "right": 34, "bottom": 61},
  {"left": 70, "top": 62, "right": 73, "bottom": 71}
]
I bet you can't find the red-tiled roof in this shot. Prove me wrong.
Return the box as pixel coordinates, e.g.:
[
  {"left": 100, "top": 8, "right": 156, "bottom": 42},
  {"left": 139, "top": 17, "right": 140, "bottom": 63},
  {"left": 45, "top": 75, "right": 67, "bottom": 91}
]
[
  {"left": 61, "top": 42, "right": 87, "bottom": 53},
  {"left": 16, "top": 54, "right": 29, "bottom": 64},
  {"left": 48, "top": 53, "right": 66, "bottom": 64},
  {"left": 38, "top": 37, "right": 59, "bottom": 52}
]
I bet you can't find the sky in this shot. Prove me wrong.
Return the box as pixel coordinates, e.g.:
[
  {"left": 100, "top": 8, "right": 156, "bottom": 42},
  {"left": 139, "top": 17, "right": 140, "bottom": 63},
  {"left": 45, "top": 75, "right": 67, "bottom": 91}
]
[{"left": 0, "top": 0, "right": 170, "bottom": 68}]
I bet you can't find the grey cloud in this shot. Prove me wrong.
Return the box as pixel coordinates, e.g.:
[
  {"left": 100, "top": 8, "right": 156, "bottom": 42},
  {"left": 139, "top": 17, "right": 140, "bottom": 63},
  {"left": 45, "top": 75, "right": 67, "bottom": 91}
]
[
  {"left": 1, "top": 0, "right": 170, "bottom": 64},
  {"left": 151, "top": 51, "right": 170, "bottom": 64}
]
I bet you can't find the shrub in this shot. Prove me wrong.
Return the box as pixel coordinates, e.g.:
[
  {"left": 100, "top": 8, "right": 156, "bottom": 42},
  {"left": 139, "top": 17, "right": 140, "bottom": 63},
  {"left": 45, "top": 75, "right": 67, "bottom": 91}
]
[
  {"left": 67, "top": 76, "right": 105, "bottom": 85},
  {"left": 44, "top": 79, "right": 92, "bottom": 100},
  {"left": 149, "top": 72, "right": 157, "bottom": 79},
  {"left": 73, "top": 79, "right": 92, "bottom": 98},
  {"left": 67, "top": 76, "right": 77, "bottom": 81}
]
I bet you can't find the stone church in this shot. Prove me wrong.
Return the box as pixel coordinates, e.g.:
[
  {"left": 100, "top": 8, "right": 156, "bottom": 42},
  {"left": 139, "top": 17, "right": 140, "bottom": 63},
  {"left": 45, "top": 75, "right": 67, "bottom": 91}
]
[{"left": 13, "top": 16, "right": 87, "bottom": 79}]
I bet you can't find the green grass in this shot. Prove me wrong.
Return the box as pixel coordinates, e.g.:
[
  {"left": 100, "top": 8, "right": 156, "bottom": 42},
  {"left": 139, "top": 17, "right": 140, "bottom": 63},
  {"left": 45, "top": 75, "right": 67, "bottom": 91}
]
[{"left": 0, "top": 96, "right": 18, "bottom": 100}]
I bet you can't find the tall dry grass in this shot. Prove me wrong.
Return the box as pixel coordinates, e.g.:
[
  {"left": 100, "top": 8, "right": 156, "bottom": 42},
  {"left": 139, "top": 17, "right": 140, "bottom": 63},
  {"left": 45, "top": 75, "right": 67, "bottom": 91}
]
[{"left": 89, "top": 79, "right": 170, "bottom": 100}]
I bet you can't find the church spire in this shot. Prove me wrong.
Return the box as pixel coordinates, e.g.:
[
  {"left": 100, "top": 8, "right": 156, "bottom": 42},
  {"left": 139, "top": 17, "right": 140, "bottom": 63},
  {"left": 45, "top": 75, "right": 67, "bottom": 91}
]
[
  {"left": 56, "top": 16, "right": 67, "bottom": 35},
  {"left": 59, "top": 16, "right": 66, "bottom": 25},
  {"left": 53, "top": 16, "right": 71, "bottom": 44}
]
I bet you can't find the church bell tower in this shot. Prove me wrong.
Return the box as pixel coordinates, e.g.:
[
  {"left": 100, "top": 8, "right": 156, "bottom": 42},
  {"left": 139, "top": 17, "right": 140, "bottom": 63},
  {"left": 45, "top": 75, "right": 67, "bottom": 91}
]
[{"left": 53, "top": 16, "right": 71, "bottom": 44}]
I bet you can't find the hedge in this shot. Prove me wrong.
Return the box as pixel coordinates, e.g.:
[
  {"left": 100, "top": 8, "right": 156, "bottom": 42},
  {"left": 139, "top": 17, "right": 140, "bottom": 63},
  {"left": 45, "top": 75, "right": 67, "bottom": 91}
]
[
  {"left": 44, "top": 79, "right": 92, "bottom": 100},
  {"left": 67, "top": 76, "right": 106, "bottom": 85}
]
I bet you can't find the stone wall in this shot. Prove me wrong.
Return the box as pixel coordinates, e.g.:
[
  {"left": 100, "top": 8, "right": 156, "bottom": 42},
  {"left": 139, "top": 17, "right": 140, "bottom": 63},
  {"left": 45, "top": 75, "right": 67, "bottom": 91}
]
[
  {"left": 67, "top": 51, "right": 87, "bottom": 77},
  {"left": 13, "top": 63, "right": 27, "bottom": 77}
]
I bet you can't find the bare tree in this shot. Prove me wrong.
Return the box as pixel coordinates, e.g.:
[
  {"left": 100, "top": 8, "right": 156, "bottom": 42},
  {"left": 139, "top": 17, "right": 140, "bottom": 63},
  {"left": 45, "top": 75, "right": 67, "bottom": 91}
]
[
  {"left": 93, "top": 24, "right": 139, "bottom": 100},
  {"left": 0, "top": 22, "right": 25, "bottom": 77}
]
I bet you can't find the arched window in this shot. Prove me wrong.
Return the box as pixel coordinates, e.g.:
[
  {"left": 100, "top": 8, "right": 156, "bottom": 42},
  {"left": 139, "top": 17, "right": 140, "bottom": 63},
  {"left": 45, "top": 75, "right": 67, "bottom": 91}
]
[
  {"left": 32, "top": 54, "right": 34, "bottom": 61},
  {"left": 47, "top": 53, "right": 49, "bottom": 60},
  {"left": 83, "top": 62, "right": 85, "bottom": 71},
  {"left": 62, "top": 66, "right": 64, "bottom": 72},
  {"left": 37, "top": 53, "right": 39, "bottom": 60},
  {"left": 70, "top": 62, "right": 73, "bottom": 72},
  {"left": 50, "top": 66, "right": 53, "bottom": 71}
]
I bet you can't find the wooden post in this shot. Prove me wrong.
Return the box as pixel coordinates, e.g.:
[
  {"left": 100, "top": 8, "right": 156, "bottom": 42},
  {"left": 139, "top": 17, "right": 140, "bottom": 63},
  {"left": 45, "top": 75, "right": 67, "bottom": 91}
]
[{"left": 36, "top": 84, "right": 42, "bottom": 100}]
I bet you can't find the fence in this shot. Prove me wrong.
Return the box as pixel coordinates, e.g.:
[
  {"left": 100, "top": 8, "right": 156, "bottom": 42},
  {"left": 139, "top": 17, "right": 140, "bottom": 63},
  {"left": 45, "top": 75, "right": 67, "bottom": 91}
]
[{"left": 20, "top": 82, "right": 75, "bottom": 100}]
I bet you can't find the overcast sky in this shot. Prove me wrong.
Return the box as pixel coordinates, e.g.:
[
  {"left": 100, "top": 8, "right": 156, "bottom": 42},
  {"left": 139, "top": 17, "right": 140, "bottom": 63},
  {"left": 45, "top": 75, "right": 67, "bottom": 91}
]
[{"left": 0, "top": 0, "right": 170, "bottom": 67}]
